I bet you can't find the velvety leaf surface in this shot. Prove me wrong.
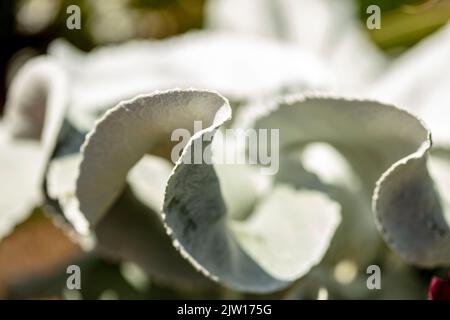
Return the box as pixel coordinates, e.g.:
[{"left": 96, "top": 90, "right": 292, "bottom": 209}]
[{"left": 248, "top": 95, "right": 449, "bottom": 267}]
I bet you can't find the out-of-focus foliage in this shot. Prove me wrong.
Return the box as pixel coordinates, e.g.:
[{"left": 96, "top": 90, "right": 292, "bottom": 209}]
[
  {"left": 0, "top": 0, "right": 205, "bottom": 108},
  {"left": 0, "top": 0, "right": 447, "bottom": 108}
]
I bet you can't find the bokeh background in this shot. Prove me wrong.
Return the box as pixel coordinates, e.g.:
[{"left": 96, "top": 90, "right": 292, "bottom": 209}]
[
  {"left": 2, "top": 0, "right": 450, "bottom": 108},
  {"left": 0, "top": 0, "right": 450, "bottom": 299}
]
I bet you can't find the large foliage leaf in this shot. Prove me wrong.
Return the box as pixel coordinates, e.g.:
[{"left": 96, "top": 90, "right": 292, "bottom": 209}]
[
  {"left": 206, "top": 0, "right": 386, "bottom": 92},
  {"left": 0, "top": 57, "right": 68, "bottom": 239},
  {"left": 246, "top": 95, "right": 450, "bottom": 267},
  {"left": 369, "top": 23, "right": 450, "bottom": 266},
  {"left": 47, "top": 89, "right": 340, "bottom": 293}
]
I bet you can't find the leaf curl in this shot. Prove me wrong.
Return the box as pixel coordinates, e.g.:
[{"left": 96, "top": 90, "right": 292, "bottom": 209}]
[
  {"left": 54, "top": 89, "right": 340, "bottom": 293},
  {"left": 248, "top": 94, "right": 450, "bottom": 267},
  {"left": 0, "top": 57, "right": 68, "bottom": 239}
]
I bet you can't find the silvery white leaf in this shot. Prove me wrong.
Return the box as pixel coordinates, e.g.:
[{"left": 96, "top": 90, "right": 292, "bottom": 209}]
[
  {"left": 249, "top": 95, "right": 450, "bottom": 267},
  {"left": 76, "top": 89, "right": 231, "bottom": 225},
  {"left": 3, "top": 57, "right": 68, "bottom": 154},
  {"left": 46, "top": 152, "right": 212, "bottom": 290},
  {"left": 127, "top": 155, "right": 173, "bottom": 214},
  {"left": 0, "top": 57, "right": 68, "bottom": 239},
  {"left": 94, "top": 187, "right": 215, "bottom": 290},
  {"left": 47, "top": 89, "right": 230, "bottom": 288},
  {"left": 429, "top": 150, "right": 450, "bottom": 216},
  {"left": 161, "top": 98, "right": 340, "bottom": 292},
  {"left": 213, "top": 163, "right": 271, "bottom": 221},
  {"left": 370, "top": 22, "right": 450, "bottom": 148},
  {"left": 274, "top": 146, "right": 379, "bottom": 265},
  {"left": 367, "top": 24, "right": 450, "bottom": 266},
  {"left": 206, "top": 0, "right": 386, "bottom": 92},
  {"left": 375, "top": 147, "right": 450, "bottom": 266},
  {"left": 69, "top": 89, "right": 341, "bottom": 293},
  {"left": 46, "top": 154, "right": 90, "bottom": 236},
  {"left": 229, "top": 186, "right": 341, "bottom": 282},
  {"left": 0, "top": 140, "right": 41, "bottom": 239},
  {"left": 164, "top": 151, "right": 340, "bottom": 293}
]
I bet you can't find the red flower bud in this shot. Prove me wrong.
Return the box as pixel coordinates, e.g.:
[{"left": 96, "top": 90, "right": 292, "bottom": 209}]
[{"left": 428, "top": 275, "right": 450, "bottom": 300}]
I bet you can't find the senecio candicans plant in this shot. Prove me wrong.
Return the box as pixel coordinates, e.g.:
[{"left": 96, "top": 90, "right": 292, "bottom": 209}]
[{"left": 0, "top": 0, "right": 450, "bottom": 299}]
